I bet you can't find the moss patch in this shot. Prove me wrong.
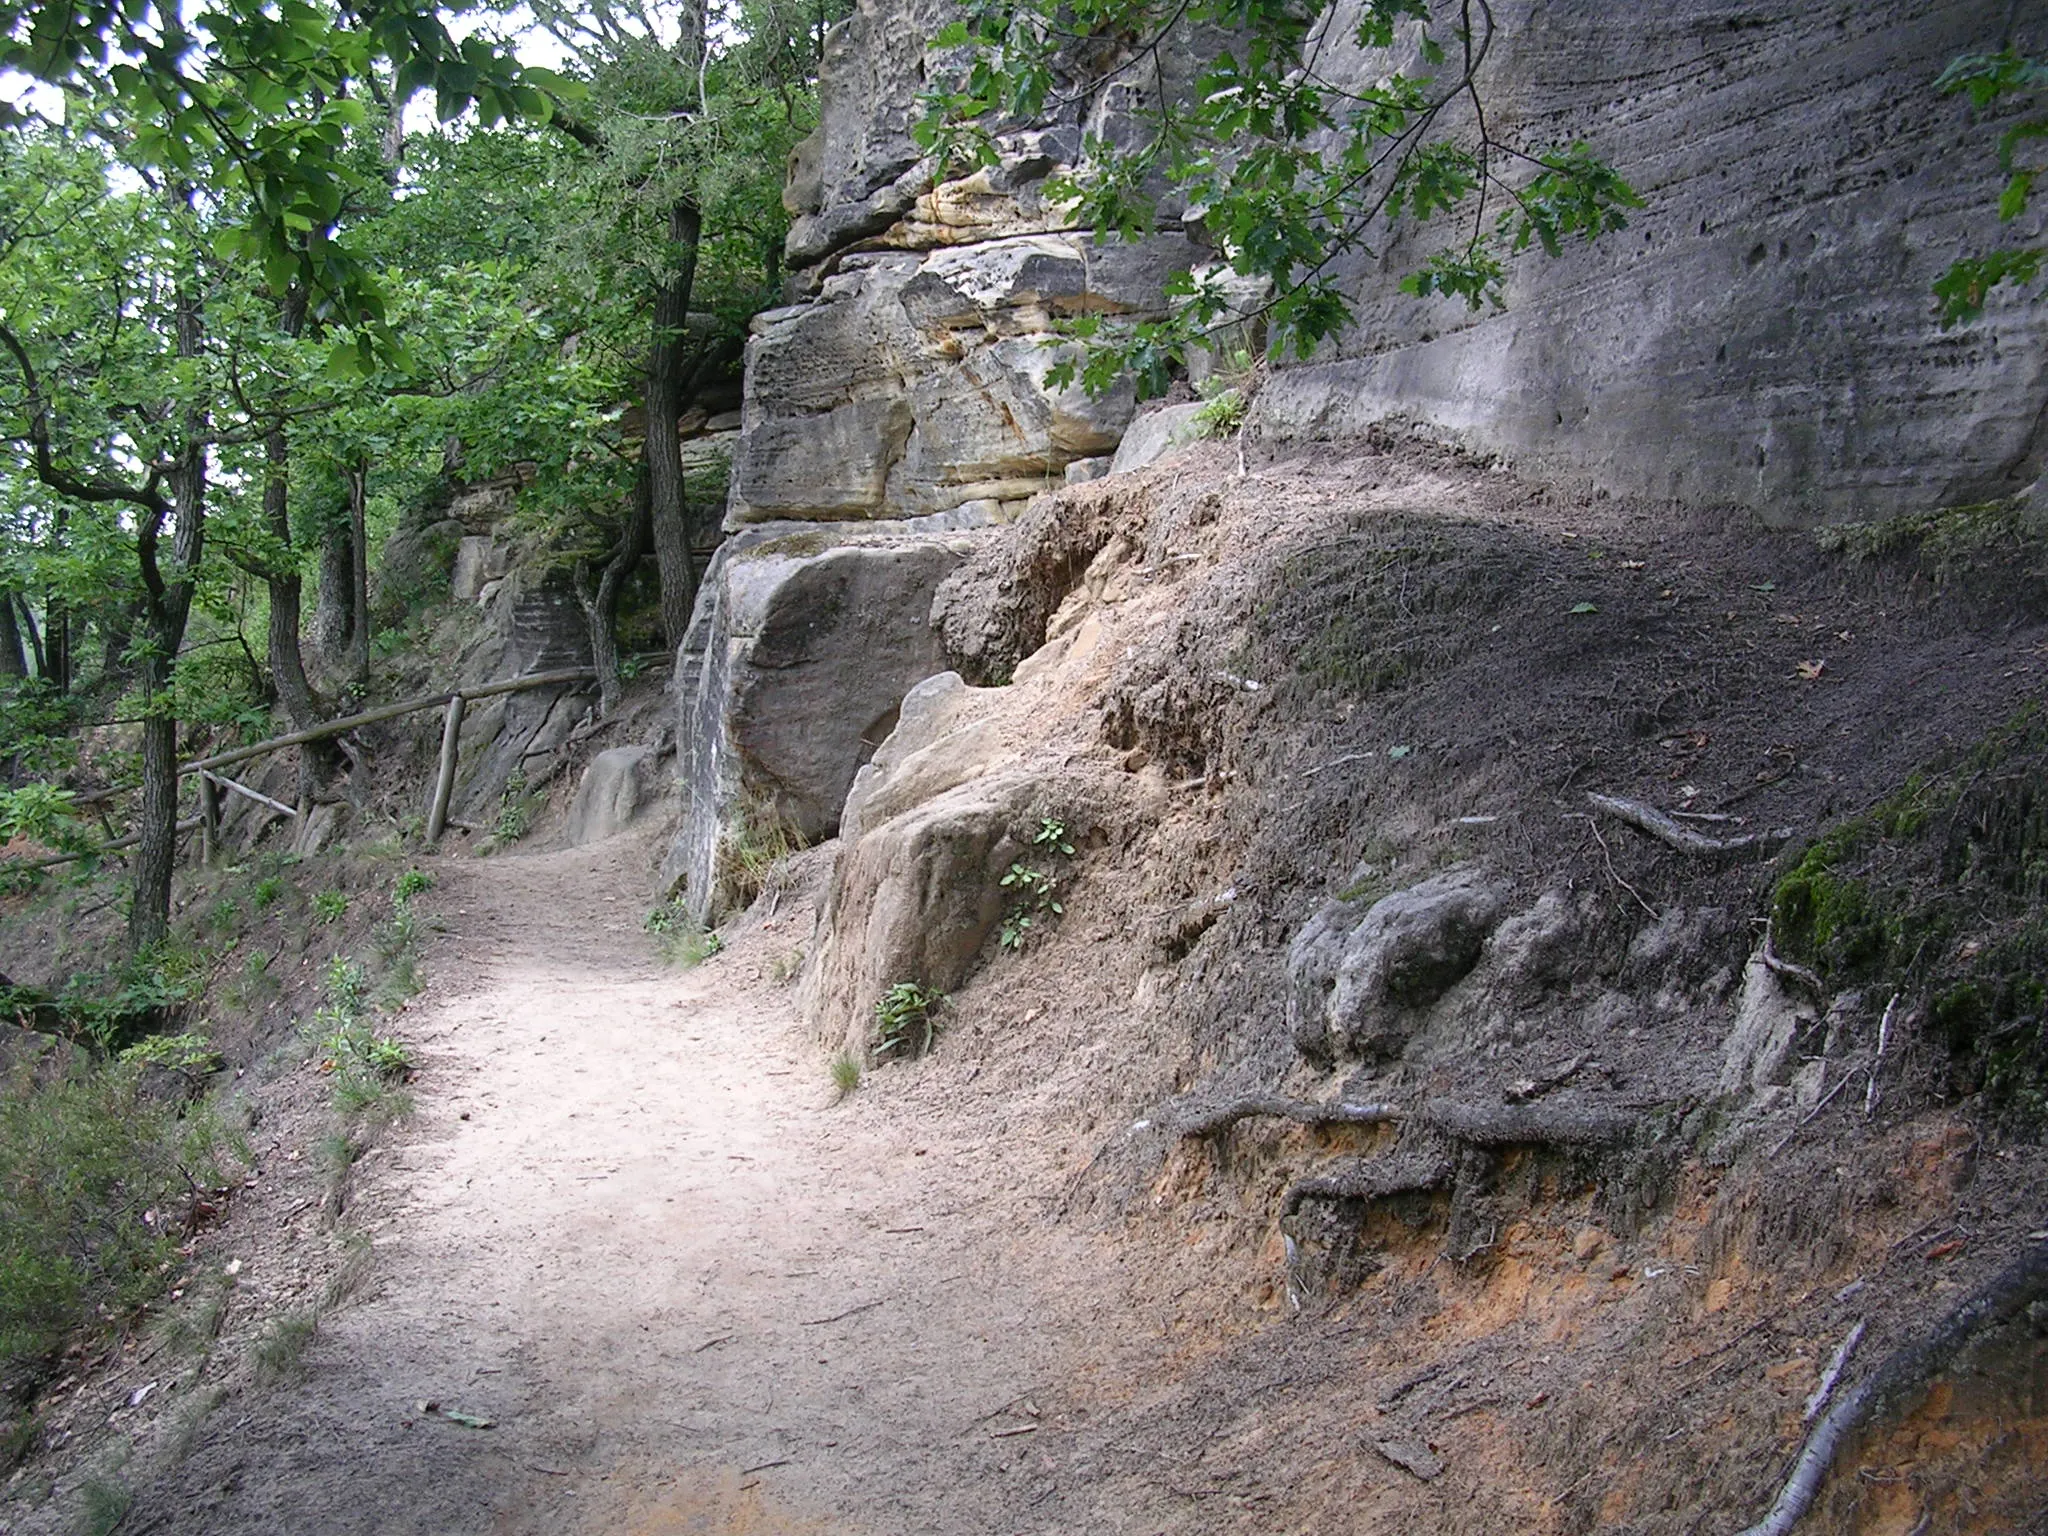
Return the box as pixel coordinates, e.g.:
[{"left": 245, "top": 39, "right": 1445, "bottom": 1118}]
[{"left": 1771, "top": 705, "right": 2048, "bottom": 1121}]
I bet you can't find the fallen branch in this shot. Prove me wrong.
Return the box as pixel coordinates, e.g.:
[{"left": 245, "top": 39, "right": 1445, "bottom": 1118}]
[
  {"left": 1733, "top": 1240, "right": 2048, "bottom": 1536},
  {"left": 1168, "top": 1094, "right": 1404, "bottom": 1138},
  {"left": 1586, "top": 791, "right": 1793, "bottom": 859},
  {"left": 1421, "top": 1098, "right": 1636, "bottom": 1148},
  {"left": 1802, "top": 1319, "right": 1866, "bottom": 1423},
  {"left": 1504, "top": 1052, "right": 1591, "bottom": 1104},
  {"left": 11, "top": 814, "right": 205, "bottom": 871},
  {"left": 1865, "top": 993, "right": 1899, "bottom": 1115}
]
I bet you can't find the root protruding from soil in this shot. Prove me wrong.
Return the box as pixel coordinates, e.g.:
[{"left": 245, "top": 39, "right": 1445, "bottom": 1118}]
[
  {"left": 1586, "top": 791, "right": 1794, "bottom": 859},
  {"left": 1282, "top": 1151, "right": 1454, "bottom": 1217},
  {"left": 1733, "top": 1240, "right": 2048, "bottom": 1536},
  {"left": 1420, "top": 1097, "right": 1636, "bottom": 1147},
  {"left": 1168, "top": 1094, "right": 1404, "bottom": 1138}
]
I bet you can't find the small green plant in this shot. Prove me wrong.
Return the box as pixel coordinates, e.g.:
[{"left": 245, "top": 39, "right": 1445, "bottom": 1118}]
[
  {"left": 312, "top": 890, "right": 348, "bottom": 923},
  {"left": 207, "top": 895, "right": 241, "bottom": 933},
  {"left": 393, "top": 868, "right": 432, "bottom": 904},
  {"left": 647, "top": 898, "right": 723, "bottom": 966},
  {"left": 250, "top": 875, "right": 286, "bottom": 910},
  {"left": 76, "top": 1473, "right": 133, "bottom": 1536},
  {"left": 829, "top": 1051, "right": 862, "bottom": 1098},
  {"left": 999, "top": 816, "right": 1076, "bottom": 950},
  {"left": 713, "top": 791, "right": 808, "bottom": 913},
  {"left": 117, "top": 1032, "right": 222, "bottom": 1079},
  {"left": 493, "top": 770, "right": 536, "bottom": 843},
  {"left": 322, "top": 956, "right": 368, "bottom": 1016},
  {"left": 874, "top": 982, "right": 944, "bottom": 1060}
]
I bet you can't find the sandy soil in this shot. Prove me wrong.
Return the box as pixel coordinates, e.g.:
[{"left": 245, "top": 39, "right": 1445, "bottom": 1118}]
[{"left": 120, "top": 827, "right": 1172, "bottom": 1536}]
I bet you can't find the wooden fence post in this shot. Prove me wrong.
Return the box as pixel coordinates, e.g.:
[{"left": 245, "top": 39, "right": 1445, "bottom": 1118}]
[
  {"left": 198, "top": 773, "right": 220, "bottom": 865},
  {"left": 425, "top": 692, "right": 467, "bottom": 844}
]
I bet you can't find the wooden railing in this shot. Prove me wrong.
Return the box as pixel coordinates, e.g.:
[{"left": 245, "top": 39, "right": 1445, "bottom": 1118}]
[{"left": 16, "top": 667, "right": 596, "bottom": 869}]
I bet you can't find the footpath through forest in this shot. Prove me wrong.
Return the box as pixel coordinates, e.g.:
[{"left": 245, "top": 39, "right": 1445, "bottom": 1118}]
[{"left": 126, "top": 828, "right": 1172, "bottom": 1536}]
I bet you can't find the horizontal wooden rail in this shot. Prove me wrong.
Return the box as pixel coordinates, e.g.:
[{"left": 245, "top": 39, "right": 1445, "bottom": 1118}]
[
  {"left": 179, "top": 667, "right": 596, "bottom": 777},
  {"left": 7, "top": 668, "right": 596, "bottom": 873}
]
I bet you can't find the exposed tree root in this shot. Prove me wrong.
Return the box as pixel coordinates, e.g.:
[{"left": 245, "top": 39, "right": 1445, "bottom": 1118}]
[
  {"left": 1733, "top": 1240, "right": 2048, "bottom": 1536},
  {"left": 1168, "top": 1094, "right": 1404, "bottom": 1138},
  {"left": 1282, "top": 1151, "right": 1454, "bottom": 1217},
  {"left": 1586, "top": 790, "right": 1793, "bottom": 858},
  {"left": 1420, "top": 1098, "right": 1636, "bottom": 1147}
]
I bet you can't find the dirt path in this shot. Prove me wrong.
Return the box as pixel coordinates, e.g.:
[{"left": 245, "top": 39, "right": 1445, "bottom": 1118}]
[{"left": 131, "top": 830, "right": 1171, "bottom": 1536}]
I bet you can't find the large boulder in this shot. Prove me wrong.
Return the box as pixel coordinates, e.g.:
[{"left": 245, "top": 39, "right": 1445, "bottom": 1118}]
[
  {"left": 1287, "top": 868, "right": 1510, "bottom": 1063},
  {"left": 667, "top": 521, "right": 987, "bottom": 919}
]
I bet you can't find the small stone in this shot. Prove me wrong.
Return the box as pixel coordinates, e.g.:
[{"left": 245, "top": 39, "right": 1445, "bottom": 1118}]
[{"left": 1572, "top": 1227, "right": 1606, "bottom": 1262}]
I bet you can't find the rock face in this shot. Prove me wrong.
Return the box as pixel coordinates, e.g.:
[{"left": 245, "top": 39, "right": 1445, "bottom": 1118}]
[
  {"left": 565, "top": 746, "right": 661, "bottom": 847},
  {"left": 728, "top": 236, "right": 1200, "bottom": 524},
  {"left": 1254, "top": 0, "right": 2048, "bottom": 523},
  {"left": 1287, "top": 869, "right": 1510, "bottom": 1064},
  {"left": 669, "top": 522, "right": 985, "bottom": 918}
]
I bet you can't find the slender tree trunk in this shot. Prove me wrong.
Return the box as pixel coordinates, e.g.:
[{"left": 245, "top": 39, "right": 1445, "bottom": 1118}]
[
  {"left": 0, "top": 593, "right": 26, "bottom": 678},
  {"left": 647, "top": 197, "right": 703, "bottom": 649},
  {"left": 312, "top": 514, "right": 354, "bottom": 666},
  {"left": 16, "top": 596, "right": 43, "bottom": 678},
  {"left": 98, "top": 598, "right": 134, "bottom": 681},
  {"left": 347, "top": 460, "right": 370, "bottom": 686},
  {"left": 43, "top": 504, "right": 69, "bottom": 692},
  {"left": 131, "top": 245, "right": 208, "bottom": 953},
  {"left": 574, "top": 482, "right": 653, "bottom": 719},
  {"left": 263, "top": 439, "right": 321, "bottom": 729}
]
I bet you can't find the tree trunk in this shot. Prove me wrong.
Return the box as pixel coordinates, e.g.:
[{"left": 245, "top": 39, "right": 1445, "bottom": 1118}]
[
  {"left": 646, "top": 196, "right": 703, "bottom": 650},
  {"left": 574, "top": 482, "right": 653, "bottom": 719},
  {"left": 130, "top": 256, "right": 208, "bottom": 953},
  {"left": 16, "top": 595, "right": 43, "bottom": 678},
  {"left": 311, "top": 513, "right": 354, "bottom": 667},
  {"left": 0, "top": 592, "right": 25, "bottom": 678},
  {"left": 262, "top": 427, "right": 322, "bottom": 732},
  {"left": 347, "top": 460, "right": 370, "bottom": 686}
]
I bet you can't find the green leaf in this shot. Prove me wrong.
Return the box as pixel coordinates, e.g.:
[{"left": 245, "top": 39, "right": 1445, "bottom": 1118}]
[{"left": 1569, "top": 602, "right": 1599, "bottom": 614}]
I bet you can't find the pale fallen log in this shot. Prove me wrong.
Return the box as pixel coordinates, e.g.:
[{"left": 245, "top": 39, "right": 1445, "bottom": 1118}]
[
  {"left": 1733, "top": 1241, "right": 2048, "bottom": 1536},
  {"left": 1586, "top": 791, "right": 1794, "bottom": 858},
  {"left": 204, "top": 771, "right": 298, "bottom": 819}
]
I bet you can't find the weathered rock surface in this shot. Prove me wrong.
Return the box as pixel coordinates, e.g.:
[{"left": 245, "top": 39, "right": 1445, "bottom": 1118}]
[
  {"left": 669, "top": 522, "right": 986, "bottom": 918},
  {"left": 1253, "top": 0, "right": 2048, "bottom": 523},
  {"left": 564, "top": 746, "right": 661, "bottom": 847},
  {"left": 1288, "top": 869, "right": 1510, "bottom": 1063},
  {"left": 729, "top": 236, "right": 1201, "bottom": 524}
]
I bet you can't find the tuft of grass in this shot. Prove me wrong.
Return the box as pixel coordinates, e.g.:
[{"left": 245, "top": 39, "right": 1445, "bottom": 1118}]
[
  {"left": 829, "top": 1052, "right": 862, "bottom": 1098},
  {"left": 646, "top": 900, "right": 723, "bottom": 967},
  {"left": 249, "top": 875, "right": 287, "bottom": 910},
  {"left": 713, "top": 791, "right": 808, "bottom": 915},
  {"left": 76, "top": 1474, "right": 133, "bottom": 1536},
  {"left": 312, "top": 890, "right": 348, "bottom": 924},
  {"left": 252, "top": 1310, "right": 318, "bottom": 1384}
]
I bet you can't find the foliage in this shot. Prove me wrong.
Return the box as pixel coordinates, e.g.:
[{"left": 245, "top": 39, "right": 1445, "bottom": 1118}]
[
  {"left": 1934, "top": 50, "right": 2046, "bottom": 324},
  {"left": 919, "top": 0, "right": 1639, "bottom": 393},
  {"left": 394, "top": 868, "right": 433, "bottom": 904},
  {"left": 0, "top": 780, "right": 85, "bottom": 850},
  {"left": 314, "top": 951, "right": 412, "bottom": 1112},
  {"left": 0, "top": 1052, "right": 232, "bottom": 1381},
  {"left": 999, "top": 817, "right": 1074, "bottom": 949},
  {"left": 713, "top": 790, "right": 808, "bottom": 914},
  {"left": 313, "top": 890, "right": 349, "bottom": 923},
  {"left": 829, "top": 1050, "right": 862, "bottom": 1097},
  {"left": 492, "top": 769, "right": 538, "bottom": 844},
  {"left": 873, "top": 981, "right": 944, "bottom": 1060}
]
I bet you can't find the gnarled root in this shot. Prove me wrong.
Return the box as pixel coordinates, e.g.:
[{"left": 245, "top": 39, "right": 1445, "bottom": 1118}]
[
  {"left": 1282, "top": 1150, "right": 1454, "bottom": 1218},
  {"left": 1420, "top": 1097, "right": 1636, "bottom": 1147},
  {"left": 1733, "top": 1240, "right": 2048, "bottom": 1536},
  {"left": 1167, "top": 1094, "right": 1404, "bottom": 1138}
]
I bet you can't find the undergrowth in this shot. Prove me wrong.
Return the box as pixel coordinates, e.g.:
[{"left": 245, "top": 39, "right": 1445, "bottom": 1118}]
[
  {"left": 1772, "top": 705, "right": 2048, "bottom": 1123},
  {"left": 712, "top": 791, "right": 807, "bottom": 915},
  {"left": 0, "top": 1049, "right": 238, "bottom": 1389}
]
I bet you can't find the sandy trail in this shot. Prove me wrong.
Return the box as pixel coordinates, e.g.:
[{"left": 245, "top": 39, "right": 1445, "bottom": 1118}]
[{"left": 135, "top": 830, "right": 1166, "bottom": 1536}]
